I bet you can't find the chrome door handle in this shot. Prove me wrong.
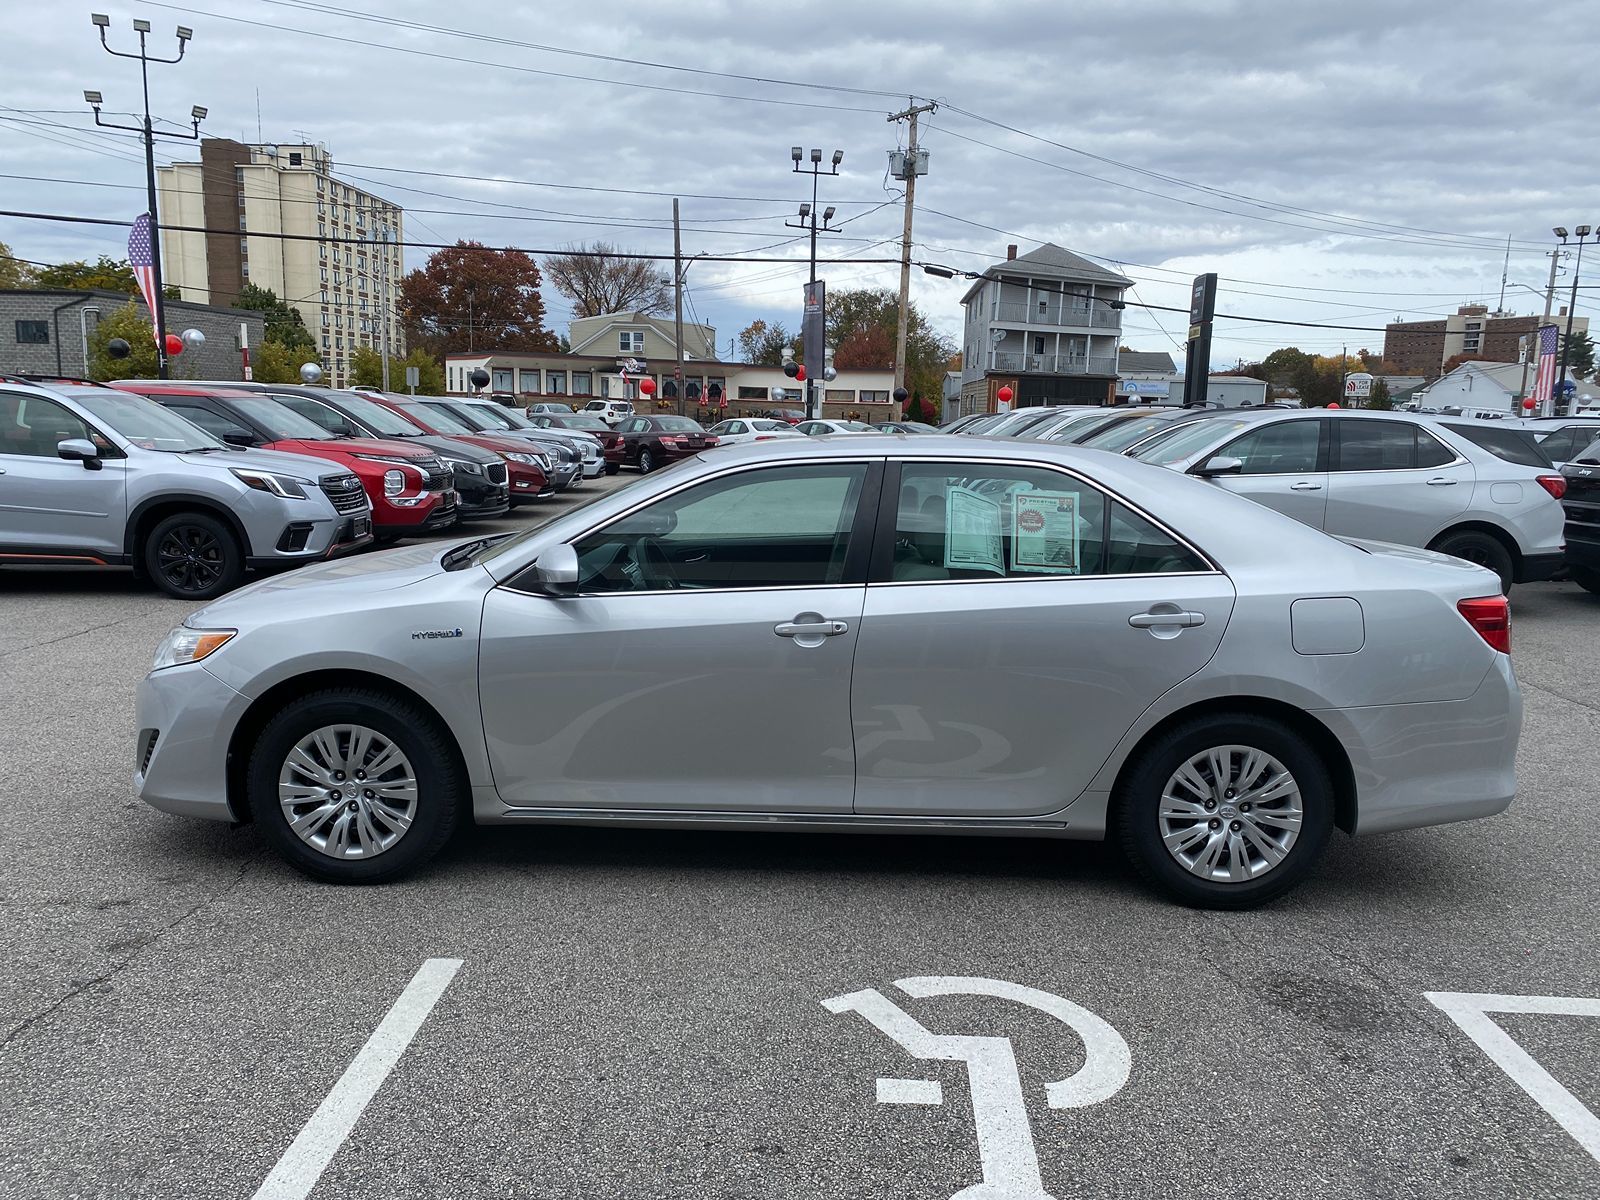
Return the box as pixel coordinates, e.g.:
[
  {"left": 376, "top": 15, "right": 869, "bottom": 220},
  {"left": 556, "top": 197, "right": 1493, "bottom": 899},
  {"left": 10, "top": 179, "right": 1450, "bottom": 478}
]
[
  {"left": 1425, "top": 477, "right": 1458, "bottom": 486},
  {"left": 1129, "top": 610, "right": 1205, "bottom": 628},
  {"left": 775, "top": 619, "right": 849, "bottom": 638},
  {"left": 1288, "top": 481, "right": 1322, "bottom": 491}
]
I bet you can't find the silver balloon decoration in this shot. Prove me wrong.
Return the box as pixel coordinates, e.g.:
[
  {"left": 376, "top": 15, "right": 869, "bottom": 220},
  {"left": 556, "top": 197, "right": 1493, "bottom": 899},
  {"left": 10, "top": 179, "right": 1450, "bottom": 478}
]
[
  {"left": 823, "top": 366, "right": 838, "bottom": 382},
  {"left": 299, "top": 362, "right": 324, "bottom": 384},
  {"left": 180, "top": 327, "right": 205, "bottom": 351}
]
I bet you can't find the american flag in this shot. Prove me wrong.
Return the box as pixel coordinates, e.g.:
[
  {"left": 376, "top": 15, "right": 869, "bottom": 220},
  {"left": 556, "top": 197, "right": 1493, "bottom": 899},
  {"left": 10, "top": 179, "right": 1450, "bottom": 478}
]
[
  {"left": 1530, "top": 323, "right": 1560, "bottom": 412},
  {"left": 127, "top": 213, "right": 162, "bottom": 344}
]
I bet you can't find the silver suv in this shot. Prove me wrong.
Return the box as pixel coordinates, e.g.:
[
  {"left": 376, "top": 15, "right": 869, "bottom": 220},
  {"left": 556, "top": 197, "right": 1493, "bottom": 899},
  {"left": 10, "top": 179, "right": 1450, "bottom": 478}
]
[
  {"left": 1129, "top": 409, "right": 1564, "bottom": 592},
  {"left": 0, "top": 381, "right": 373, "bottom": 599}
]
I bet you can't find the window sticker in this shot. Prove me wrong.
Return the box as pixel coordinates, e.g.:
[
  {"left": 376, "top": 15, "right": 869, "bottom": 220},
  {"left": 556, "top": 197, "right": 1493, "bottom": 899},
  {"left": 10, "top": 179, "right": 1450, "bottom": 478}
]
[
  {"left": 1011, "top": 491, "right": 1082, "bottom": 574},
  {"left": 944, "top": 486, "right": 1005, "bottom": 574}
]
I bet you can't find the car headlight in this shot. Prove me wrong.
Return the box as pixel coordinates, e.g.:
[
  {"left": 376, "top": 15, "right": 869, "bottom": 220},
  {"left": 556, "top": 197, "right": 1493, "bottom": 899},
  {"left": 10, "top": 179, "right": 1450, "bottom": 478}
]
[
  {"left": 443, "top": 456, "right": 484, "bottom": 476},
  {"left": 231, "top": 468, "right": 309, "bottom": 499},
  {"left": 505, "top": 452, "right": 536, "bottom": 465},
  {"left": 383, "top": 469, "right": 406, "bottom": 496},
  {"left": 152, "top": 626, "right": 235, "bottom": 671}
]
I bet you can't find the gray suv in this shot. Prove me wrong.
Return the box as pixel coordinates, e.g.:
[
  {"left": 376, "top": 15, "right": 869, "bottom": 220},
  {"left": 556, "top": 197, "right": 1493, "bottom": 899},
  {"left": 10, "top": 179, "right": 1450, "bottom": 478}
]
[{"left": 0, "top": 381, "right": 373, "bottom": 599}]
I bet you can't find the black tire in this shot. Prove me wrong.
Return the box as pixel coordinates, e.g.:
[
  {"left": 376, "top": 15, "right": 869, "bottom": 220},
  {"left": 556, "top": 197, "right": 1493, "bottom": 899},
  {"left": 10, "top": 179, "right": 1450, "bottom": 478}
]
[
  {"left": 1570, "top": 566, "right": 1600, "bottom": 595},
  {"left": 143, "top": 511, "right": 243, "bottom": 600},
  {"left": 1114, "top": 713, "right": 1335, "bottom": 910},
  {"left": 372, "top": 530, "right": 402, "bottom": 547},
  {"left": 604, "top": 463, "right": 620, "bottom": 476},
  {"left": 247, "top": 688, "right": 464, "bottom": 884},
  {"left": 639, "top": 447, "right": 655, "bottom": 474},
  {"left": 1430, "top": 529, "right": 1514, "bottom": 594}
]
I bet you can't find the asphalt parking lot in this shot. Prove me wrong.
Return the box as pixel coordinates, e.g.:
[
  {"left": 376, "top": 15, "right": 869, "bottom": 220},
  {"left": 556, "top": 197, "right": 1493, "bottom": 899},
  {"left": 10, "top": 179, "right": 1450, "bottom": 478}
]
[{"left": 2, "top": 481, "right": 1598, "bottom": 1199}]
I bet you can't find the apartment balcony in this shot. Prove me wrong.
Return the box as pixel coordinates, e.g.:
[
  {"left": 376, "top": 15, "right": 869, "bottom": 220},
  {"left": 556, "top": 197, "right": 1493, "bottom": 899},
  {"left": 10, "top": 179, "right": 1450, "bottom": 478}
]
[
  {"left": 992, "top": 352, "right": 1119, "bottom": 376},
  {"left": 991, "top": 300, "right": 1121, "bottom": 330}
]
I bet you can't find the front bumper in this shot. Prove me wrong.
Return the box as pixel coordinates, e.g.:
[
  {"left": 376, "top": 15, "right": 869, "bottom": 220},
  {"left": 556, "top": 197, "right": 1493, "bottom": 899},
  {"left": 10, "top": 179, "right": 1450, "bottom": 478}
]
[
  {"left": 456, "top": 480, "right": 512, "bottom": 520},
  {"left": 136, "top": 663, "right": 249, "bottom": 821}
]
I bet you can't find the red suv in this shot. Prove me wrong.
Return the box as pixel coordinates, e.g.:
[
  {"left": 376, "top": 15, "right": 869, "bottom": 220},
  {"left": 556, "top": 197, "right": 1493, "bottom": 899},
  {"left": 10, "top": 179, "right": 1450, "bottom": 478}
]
[
  {"left": 121, "top": 383, "right": 458, "bottom": 540},
  {"left": 360, "top": 393, "right": 553, "bottom": 503}
]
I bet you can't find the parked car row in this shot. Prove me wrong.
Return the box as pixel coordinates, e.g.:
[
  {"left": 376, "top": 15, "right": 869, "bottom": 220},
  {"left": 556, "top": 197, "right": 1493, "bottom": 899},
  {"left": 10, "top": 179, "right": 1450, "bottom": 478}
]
[{"left": 0, "top": 376, "right": 618, "bottom": 601}]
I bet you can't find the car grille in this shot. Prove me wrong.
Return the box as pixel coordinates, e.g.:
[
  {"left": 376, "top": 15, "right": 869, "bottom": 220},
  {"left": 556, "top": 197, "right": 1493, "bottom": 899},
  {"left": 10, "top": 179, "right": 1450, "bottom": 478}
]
[
  {"left": 320, "top": 474, "right": 368, "bottom": 514},
  {"left": 416, "top": 457, "right": 452, "bottom": 492},
  {"left": 486, "top": 462, "right": 508, "bottom": 485}
]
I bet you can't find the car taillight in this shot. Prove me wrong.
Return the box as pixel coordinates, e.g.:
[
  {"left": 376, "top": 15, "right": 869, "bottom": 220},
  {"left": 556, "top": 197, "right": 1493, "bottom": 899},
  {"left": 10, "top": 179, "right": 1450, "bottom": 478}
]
[
  {"left": 659, "top": 435, "right": 682, "bottom": 445},
  {"left": 1535, "top": 474, "right": 1567, "bottom": 500},
  {"left": 1457, "top": 595, "right": 1511, "bottom": 653}
]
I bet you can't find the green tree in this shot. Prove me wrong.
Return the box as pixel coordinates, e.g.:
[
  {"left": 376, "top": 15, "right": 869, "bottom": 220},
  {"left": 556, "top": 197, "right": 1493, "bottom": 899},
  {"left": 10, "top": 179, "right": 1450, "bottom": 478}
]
[
  {"left": 0, "top": 240, "right": 32, "bottom": 288},
  {"left": 737, "top": 319, "right": 793, "bottom": 366},
  {"left": 823, "top": 288, "right": 954, "bottom": 402},
  {"left": 235, "top": 283, "right": 316, "bottom": 354},
  {"left": 34, "top": 255, "right": 179, "bottom": 298},
  {"left": 87, "top": 301, "right": 158, "bottom": 381},
  {"left": 1562, "top": 329, "right": 1595, "bottom": 380},
  {"left": 1366, "top": 378, "right": 1394, "bottom": 410},
  {"left": 250, "top": 339, "right": 302, "bottom": 384},
  {"left": 400, "top": 347, "right": 444, "bottom": 394},
  {"left": 350, "top": 345, "right": 384, "bottom": 388}
]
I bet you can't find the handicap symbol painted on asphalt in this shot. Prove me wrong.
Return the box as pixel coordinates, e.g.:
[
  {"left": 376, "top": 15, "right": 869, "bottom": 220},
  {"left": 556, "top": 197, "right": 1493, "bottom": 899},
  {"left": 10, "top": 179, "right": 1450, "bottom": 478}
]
[{"left": 823, "top": 976, "right": 1131, "bottom": 1200}]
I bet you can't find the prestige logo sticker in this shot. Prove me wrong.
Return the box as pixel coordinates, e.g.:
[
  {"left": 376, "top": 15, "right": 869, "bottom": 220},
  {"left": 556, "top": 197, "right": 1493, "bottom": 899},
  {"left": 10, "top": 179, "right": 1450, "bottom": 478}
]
[{"left": 411, "top": 627, "right": 464, "bottom": 640}]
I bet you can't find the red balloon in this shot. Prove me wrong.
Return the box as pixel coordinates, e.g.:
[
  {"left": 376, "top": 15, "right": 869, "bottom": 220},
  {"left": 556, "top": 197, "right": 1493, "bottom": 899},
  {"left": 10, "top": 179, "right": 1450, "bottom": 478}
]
[
  {"left": 1523, "top": 398, "right": 1537, "bottom": 410},
  {"left": 1328, "top": 402, "right": 1340, "bottom": 409},
  {"left": 996, "top": 385, "right": 1014, "bottom": 404},
  {"left": 164, "top": 333, "right": 183, "bottom": 356},
  {"left": 638, "top": 377, "right": 656, "bottom": 396},
  {"left": 795, "top": 364, "right": 807, "bottom": 382}
]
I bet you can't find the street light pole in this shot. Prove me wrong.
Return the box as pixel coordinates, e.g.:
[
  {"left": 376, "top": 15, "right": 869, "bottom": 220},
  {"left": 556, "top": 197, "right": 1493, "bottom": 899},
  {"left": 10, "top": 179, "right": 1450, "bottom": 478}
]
[
  {"left": 86, "top": 15, "right": 204, "bottom": 381},
  {"left": 787, "top": 147, "right": 842, "bottom": 420},
  {"left": 1557, "top": 225, "right": 1592, "bottom": 415}
]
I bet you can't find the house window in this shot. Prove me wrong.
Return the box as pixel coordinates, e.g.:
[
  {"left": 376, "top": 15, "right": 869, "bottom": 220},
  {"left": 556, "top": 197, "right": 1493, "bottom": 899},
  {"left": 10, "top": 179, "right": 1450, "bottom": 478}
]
[
  {"left": 1033, "top": 336, "right": 1046, "bottom": 355},
  {"left": 738, "top": 386, "right": 769, "bottom": 400},
  {"left": 493, "top": 369, "right": 513, "bottom": 392},
  {"left": 825, "top": 389, "right": 854, "bottom": 401},
  {"left": 547, "top": 371, "right": 567, "bottom": 394},
  {"left": 860, "top": 391, "right": 890, "bottom": 404},
  {"left": 571, "top": 371, "right": 593, "bottom": 396},
  {"left": 241, "top": 263, "right": 250, "bottom": 277},
  {"left": 14, "top": 320, "right": 49, "bottom": 344},
  {"left": 322, "top": 334, "right": 330, "bottom": 349},
  {"left": 321, "top": 313, "right": 329, "bottom": 327},
  {"left": 288, "top": 152, "right": 302, "bottom": 166},
  {"left": 619, "top": 331, "right": 644, "bottom": 353},
  {"left": 518, "top": 368, "right": 542, "bottom": 393}
]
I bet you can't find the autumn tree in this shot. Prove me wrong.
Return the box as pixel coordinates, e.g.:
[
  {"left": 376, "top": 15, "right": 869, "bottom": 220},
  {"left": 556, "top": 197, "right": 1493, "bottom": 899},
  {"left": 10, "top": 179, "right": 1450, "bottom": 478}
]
[
  {"left": 0, "top": 240, "right": 32, "bottom": 288},
  {"left": 399, "top": 241, "right": 558, "bottom": 359},
  {"left": 87, "top": 301, "right": 158, "bottom": 381},
  {"left": 737, "top": 319, "right": 794, "bottom": 366},
  {"left": 235, "top": 283, "right": 316, "bottom": 354},
  {"left": 824, "top": 287, "right": 953, "bottom": 401},
  {"left": 1439, "top": 352, "right": 1475, "bottom": 378},
  {"left": 543, "top": 242, "right": 671, "bottom": 318}
]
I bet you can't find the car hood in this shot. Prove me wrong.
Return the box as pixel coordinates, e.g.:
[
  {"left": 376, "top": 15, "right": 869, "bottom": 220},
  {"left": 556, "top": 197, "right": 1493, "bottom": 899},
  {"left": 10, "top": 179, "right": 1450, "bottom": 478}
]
[
  {"left": 173, "top": 445, "right": 348, "bottom": 478},
  {"left": 187, "top": 540, "right": 455, "bottom": 624},
  {"left": 327, "top": 436, "right": 434, "bottom": 460}
]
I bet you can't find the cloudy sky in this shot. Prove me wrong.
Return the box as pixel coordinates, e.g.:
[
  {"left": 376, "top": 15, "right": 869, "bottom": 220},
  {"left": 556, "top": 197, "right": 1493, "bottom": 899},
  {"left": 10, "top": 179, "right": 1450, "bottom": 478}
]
[{"left": 4, "top": 0, "right": 1599, "bottom": 369}]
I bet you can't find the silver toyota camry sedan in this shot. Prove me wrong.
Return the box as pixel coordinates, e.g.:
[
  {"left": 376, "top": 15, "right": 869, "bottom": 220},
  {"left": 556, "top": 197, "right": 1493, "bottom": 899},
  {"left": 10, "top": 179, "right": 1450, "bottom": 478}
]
[{"left": 134, "top": 437, "right": 1521, "bottom": 909}]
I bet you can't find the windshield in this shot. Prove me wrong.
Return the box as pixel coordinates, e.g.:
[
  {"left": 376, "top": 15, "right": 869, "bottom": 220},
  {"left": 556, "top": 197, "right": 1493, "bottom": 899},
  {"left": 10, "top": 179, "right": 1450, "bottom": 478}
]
[
  {"left": 559, "top": 414, "right": 610, "bottom": 430},
  {"left": 399, "top": 402, "right": 473, "bottom": 435},
  {"left": 333, "top": 392, "right": 426, "bottom": 437},
  {"left": 76, "top": 390, "right": 223, "bottom": 452},
  {"left": 1133, "top": 417, "right": 1255, "bottom": 465},
  {"left": 750, "top": 419, "right": 789, "bottom": 431},
  {"left": 1035, "top": 411, "right": 1109, "bottom": 440},
  {"left": 231, "top": 395, "right": 339, "bottom": 441},
  {"left": 993, "top": 410, "right": 1061, "bottom": 437},
  {"left": 656, "top": 417, "right": 706, "bottom": 432},
  {"left": 457, "top": 404, "right": 517, "bottom": 430},
  {"left": 1079, "top": 414, "right": 1184, "bottom": 452},
  {"left": 430, "top": 403, "right": 497, "bottom": 432},
  {"left": 491, "top": 407, "right": 537, "bottom": 429}
]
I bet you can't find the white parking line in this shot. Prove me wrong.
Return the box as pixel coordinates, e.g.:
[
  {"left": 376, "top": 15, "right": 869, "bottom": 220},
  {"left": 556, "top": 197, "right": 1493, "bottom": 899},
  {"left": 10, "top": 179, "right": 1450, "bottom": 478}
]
[
  {"left": 251, "top": 958, "right": 464, "bottom": 1200},
  {"left": 877, "top": 1077, "right": 945, "bottom": 1105},
  {"left": 1426, "top": 991, "right": 1600, "bottom": 1165}
]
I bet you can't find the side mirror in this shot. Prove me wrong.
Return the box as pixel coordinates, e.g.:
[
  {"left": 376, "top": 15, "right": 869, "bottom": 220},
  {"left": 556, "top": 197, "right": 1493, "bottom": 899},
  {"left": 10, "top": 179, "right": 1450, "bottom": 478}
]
[
  {"left": 222, "top": 430, "right": 255, "bottom": 447},
  {"left": 534, "top": 543, "right": 579, "bottom": 592},
  {"left": 1193, "top": 454, "right": 1243, "bottom": 478},
  {"left": 57, "top": 438, "right": 102, "bottom": 471}
]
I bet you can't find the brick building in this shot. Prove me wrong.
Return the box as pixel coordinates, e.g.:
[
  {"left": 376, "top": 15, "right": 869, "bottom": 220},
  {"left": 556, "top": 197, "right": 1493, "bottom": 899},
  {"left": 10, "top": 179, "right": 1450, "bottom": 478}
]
[
  {"left": 0, "top": 289, "right": 263, "bottom": 379},
  {"left": 1383, "top": 304, "right": 1588, "bottom": 375}
]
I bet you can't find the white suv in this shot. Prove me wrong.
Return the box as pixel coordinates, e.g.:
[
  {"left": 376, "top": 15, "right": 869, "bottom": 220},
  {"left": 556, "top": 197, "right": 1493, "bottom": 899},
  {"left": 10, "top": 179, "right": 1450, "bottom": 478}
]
[{"left": 582, "top": 399, "right": 635, "bottom": 425}]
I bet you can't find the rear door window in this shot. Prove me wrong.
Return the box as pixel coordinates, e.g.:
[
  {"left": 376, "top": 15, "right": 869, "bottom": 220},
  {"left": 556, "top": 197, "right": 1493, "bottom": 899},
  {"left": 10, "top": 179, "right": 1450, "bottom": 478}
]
[{"left": 1440, "top": 423, "right": 1551, "bottom": 469}]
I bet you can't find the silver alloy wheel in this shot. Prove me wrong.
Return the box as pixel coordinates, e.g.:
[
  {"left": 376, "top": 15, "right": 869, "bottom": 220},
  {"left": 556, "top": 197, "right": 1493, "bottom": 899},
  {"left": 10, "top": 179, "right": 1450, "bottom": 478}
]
[
  {"left": 277, "top": 724, "right": 418, "bottom": 860},
  {"left": 1158, "top": 745, "right": 1303, "bottom": 884}
]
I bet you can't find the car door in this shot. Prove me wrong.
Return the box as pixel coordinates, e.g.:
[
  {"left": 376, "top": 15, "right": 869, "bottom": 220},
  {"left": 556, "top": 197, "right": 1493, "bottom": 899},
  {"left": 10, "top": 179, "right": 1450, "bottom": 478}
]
[
  {"left": 850, "top": 460, "right": 1235, "bottom": 817},
  {"left": 479, "top": 459, "right": 882, "bottom": 813},
  {"left": 1205, "top": 418, "right": 1330, "bottom": 529},
  {"left": 616, "top": 417, "right": 646, "bottom": 464},
  {"left": 1325, "top": 419, "right": 1470, "bottom": 544},
  {"left": 0, "top": 390, "right": 126, "bottom": 557}
]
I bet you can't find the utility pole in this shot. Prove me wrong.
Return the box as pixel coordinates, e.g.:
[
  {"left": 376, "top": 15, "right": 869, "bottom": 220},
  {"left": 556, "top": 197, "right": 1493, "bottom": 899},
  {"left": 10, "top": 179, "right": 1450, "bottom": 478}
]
[
  {"left": 673, "top": 198, "right": 685, "bottom": 417},
  {"left": 86, "top": 14, "right": 205, "bottom": 381},
  {"left": 888, "top": 100, "right": 936, "bottom": 405},
  {"left": 466, "top": 284, "right": 475, "bottom": 354}
]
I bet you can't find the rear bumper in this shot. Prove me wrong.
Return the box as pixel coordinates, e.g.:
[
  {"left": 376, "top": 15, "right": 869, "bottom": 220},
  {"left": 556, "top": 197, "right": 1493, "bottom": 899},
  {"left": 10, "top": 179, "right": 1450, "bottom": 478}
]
[{"left": 1517, "top": 549, "right": 1565, "bottom": 583}]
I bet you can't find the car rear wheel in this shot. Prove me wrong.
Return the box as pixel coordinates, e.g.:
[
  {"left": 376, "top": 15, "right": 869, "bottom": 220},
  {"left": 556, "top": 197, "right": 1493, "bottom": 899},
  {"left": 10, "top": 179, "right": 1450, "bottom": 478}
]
[
  {"left": 604, "top": 463, "right": 620, "bottom": 476},
  {"left": 247, "top": 688, "right": 464, "bottom": 883},
  {"left": 639, "top": 447, "right": 656, "bottom": 474},
  {"left": 1115, "top": 714, "right": 1334, "bottom": 909},
  {"left": 1430, "top": 529, "right": 1514, "bottom": 594},
  {"left": 144, "top": 512, "right": 243, "bottom": 600},
  {"left": 1568, "top": 565, "right": 1600, "bottom": 595}
]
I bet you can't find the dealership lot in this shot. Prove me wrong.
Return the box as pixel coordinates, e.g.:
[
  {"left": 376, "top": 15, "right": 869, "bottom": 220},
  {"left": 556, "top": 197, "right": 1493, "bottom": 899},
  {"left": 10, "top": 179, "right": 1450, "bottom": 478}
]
[{"left": 1, "top": 497, "right": 1598, "bottom": 1197}]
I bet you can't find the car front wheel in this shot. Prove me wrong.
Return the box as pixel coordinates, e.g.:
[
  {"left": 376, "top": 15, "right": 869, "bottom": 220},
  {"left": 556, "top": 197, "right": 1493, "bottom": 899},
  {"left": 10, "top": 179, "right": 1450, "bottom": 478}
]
[
  {"left": 247, "top": 688, "right": 464, "bottom": 883},
  {"left": 144, "top": 511, "right": 244, "bottom": 600},
  {"left": 1114, "top": 714, "right": 1334, "bottom": 909}
]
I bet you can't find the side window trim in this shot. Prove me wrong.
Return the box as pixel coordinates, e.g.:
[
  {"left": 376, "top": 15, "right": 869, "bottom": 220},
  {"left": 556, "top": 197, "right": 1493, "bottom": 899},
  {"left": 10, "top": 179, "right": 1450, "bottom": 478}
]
[{"left": 866, "top": 457, "right": 1219, "bottom": 585}]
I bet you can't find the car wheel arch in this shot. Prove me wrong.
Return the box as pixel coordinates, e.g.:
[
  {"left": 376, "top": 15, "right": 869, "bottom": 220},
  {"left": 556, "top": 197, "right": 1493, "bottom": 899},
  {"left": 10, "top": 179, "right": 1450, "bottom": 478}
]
[
  {"left": 126, "top": 494, "right": 252, "bottom": 560},
  {"left": 225, "top": 668, "right": 473, "bottom": 826},
  {"left": 1426, "top": 520, "right": 1520, "bottom": 571},
  {"left": 1107, "top": 696, "right": 1357, "bottom": 836}
]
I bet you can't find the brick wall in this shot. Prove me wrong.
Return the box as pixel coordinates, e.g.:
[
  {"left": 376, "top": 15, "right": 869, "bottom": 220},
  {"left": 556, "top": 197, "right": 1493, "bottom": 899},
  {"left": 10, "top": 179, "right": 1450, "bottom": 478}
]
[
  {"left": 1383, "top": 320, "right": 1447, "bottom": 374},
  {"left": 0, "top": 290, "right": 264, "bottom": 379}
]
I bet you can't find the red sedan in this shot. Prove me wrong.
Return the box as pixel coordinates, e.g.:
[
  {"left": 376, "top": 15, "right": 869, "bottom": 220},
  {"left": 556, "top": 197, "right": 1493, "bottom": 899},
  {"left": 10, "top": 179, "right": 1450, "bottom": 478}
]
[
  {"left": 361, "top": 393, "right": 553, "bottom": 503},
  {"left": 614, "top": 415, "right": 720, "bottom": 473}
]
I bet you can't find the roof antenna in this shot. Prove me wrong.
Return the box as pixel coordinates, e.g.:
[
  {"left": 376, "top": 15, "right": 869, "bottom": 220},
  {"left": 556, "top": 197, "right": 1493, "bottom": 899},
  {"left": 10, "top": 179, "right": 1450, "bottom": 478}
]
[{"left": 1497, "top": 233, "right": 1510, "bottom": 313}]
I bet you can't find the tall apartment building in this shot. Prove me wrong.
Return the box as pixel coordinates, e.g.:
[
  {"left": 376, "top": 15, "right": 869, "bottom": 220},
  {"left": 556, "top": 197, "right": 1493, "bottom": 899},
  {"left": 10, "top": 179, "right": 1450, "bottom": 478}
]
[
  {"left": 158, "top": 139, "right": 404, "bottom": 388},
  {"left": 1383, "top": 304, "right": 1588, "bottom": 375}
]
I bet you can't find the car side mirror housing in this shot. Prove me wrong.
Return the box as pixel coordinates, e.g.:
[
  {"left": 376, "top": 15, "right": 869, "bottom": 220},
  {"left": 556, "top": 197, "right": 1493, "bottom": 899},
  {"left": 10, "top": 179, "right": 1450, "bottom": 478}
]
[
  {"left": 534, "top": 543, "right": 579, "bottom": 592},
  {"left": 1193, "top": 454, "right": 1243, "bottom": 478},
  {"left": 57, "top": 438, "right": 102, "bottom": 471},
  {"left": 222, "top": 430, "right": 255, "bottom": 447}
]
